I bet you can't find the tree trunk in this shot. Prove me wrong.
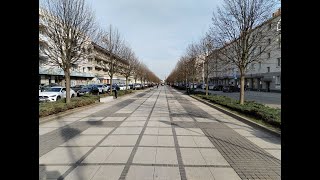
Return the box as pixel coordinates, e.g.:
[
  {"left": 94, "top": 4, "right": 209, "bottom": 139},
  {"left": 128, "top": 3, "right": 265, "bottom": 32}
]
[
  {"left": 134, "top": 78, "right": 137, "bottom": 90},
  {"left": 110, "top": 74, "right": 113, "bottom": 96},
  {"left": 64, "top": 69, "right": 71, "bottom": 103},
  {"left": 239, "top": 70, "right": 245, "bottom": 105},
  {"left": 205, "top": 62, "right": 209, "bottom": 96},
  {"left": 126, "top": 77, "right": 128, "bottom": 90}
]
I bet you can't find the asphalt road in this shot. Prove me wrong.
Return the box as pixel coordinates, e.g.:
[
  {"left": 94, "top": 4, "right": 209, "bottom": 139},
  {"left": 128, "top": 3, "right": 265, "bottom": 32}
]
[{"left": 195, "top": 88, "right": 281, "bottom": 109}]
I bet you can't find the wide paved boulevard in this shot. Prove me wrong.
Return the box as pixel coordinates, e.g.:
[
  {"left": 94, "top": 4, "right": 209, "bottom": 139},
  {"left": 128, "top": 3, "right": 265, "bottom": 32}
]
[{"left": 39, "top": 86, "right": 281, "bottom": 180}]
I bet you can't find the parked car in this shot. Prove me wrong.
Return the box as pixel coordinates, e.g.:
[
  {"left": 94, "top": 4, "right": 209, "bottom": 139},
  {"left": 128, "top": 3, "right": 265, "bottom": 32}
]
[
  {"left": 96, "top": 84, "right": 108, "bottom": 93},
  {"left": 213, "top": 85, "right": 224, "bottom": 91},
  {"left": 208, "top": 84, "right": 215, "bottom": 90},
  {"left": 134, "top": 83, "right": 142, "bottom": 90},
  {"left": 128, "top": 84, "right": 134, "bottom": 89},
  {"left": 78, "top": 86, "right": 100, "bottom": 96},
  {"left": 71, "top": 85, "right": 84, "bottom": 95},
  {"left": 118, "top": 84, "right": 126, "bottom": 90},
  {"left": 39, "top": 86, "right": 76, "bottom": 102},
  {"left": 222, "top": 85, "right": 240, "bottom": 92}
]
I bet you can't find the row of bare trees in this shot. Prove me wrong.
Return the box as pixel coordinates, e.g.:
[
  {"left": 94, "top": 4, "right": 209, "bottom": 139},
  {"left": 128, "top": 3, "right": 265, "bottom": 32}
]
[
  {"left": 166, "top": 0, "right": 278, "bottom": 104},
  {"left": 40, "top": 0, "right": 160, "bottom": 103}
]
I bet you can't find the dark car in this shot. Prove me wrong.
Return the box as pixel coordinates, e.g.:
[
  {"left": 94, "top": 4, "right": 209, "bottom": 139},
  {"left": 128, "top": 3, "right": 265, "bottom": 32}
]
[
  {"left": 71, "top": 85, "right": 84, "bottom": 95},
  {"left": 213, "top": 85, "right": 223, "bottom": 91},
  {"left": 222, "top": 85, "right": 239, "bottom": 92},
  {"left": 78, "top": 86, "right": 100, "bottom": 96}
]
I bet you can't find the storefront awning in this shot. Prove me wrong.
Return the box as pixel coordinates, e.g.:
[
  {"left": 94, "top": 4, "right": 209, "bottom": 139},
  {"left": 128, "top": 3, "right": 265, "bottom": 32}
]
[{"left": 39, "top": 67, "right": 95, "bottom": 78}]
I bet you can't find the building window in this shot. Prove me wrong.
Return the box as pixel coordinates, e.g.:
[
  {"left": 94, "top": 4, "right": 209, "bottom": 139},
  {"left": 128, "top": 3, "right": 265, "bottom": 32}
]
[
  {"left": 267, "top": 67, "right": 270, "bottom": 72},
  {"left": 275, "top": 76, "right": 281, "bottom": 85},
  {"left": 268, "top": 38, "right": 271, "bottom": 45},
  {"left": 259, "top": 62, "right": 261, "bottom": 70},
  {"left": 269, "top": 23, "right": 272, "bottom": 30},
  {"left": 88, "top": 67, "right": 92, "bottom": 72},
  {"left": 268, "top": 52, "right": 271, "bottom": 59},
  {"left": 251, "top": 63, "right": 255, "bottom": 70},
  {"left": 259, "top": 46, "right": 262, "bottom": 53},
  {"left": 277, "top": 58, "right": 281, "bottom": 66}
]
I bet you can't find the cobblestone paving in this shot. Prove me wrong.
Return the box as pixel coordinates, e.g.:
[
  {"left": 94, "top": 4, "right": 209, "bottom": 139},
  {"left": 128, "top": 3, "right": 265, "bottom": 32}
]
[{"left": 39, "top": 86, "right": 280, "bottom": 180}]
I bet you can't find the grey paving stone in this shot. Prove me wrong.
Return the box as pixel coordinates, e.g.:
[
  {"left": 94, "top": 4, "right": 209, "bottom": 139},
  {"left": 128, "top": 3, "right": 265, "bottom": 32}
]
[
  {"left": 100, "top": 135, "right": 139, "bottom": 146},
  {"left": 193, "top": 136, "right": 215, "bottom": 148},
  {"left": 64, "top": 165, "right": 100, "bottom": 180},
  {"left": 91, "top": 165, "right": 125, "bottom": 180},
  {"left": 185, "top": 167, "right": 214, "bottom": 180},
  {"left": 199, "top": 149, "right": 229, "bottom": 166},
  {"left": 177, "top": 136, "right": 198, "bottom": 147},
  {"left": 158, "top": 128, "right": 173, "bottom": 135},
  {"left": 112, "top": 127, "right": 143, "bottom": 135},
  {"left": 39, "top": 165, "right": 70, "bottom": 179},
  {"left": 154, "top": 166, "right": 180, "bottom": 180},
  {"left": 59, "top": 135, "right": 105, "bottom": 146},
  {"left": 157, "top": 136, "right": 175, "bottom": 147},
  {"left": 102, "top": 117, "right": 127, "bottom": 121},
  {"left": 82, "top": 147, "right": 114, "bottom": 163},
  {"left": 155, "top": 147, "right": 178, "bottom": 164},
  {"left": 133, "top": 147, "right": 157, "bottom": 164},
  {"left": 126, "top": 117, "right": 148, "bottom": 121},
  {"left": 180, "top": 148, "right": 207, "bottom": 165},
  {"left": 39, "top": 147, "right": 91, "bottom": 164},
  {"left": 81, "top": 127, "right": 114, "bottom": 135},
  {"left": 139, "top": 135, "right": 158, "bottom": 146},
  {"left": 79, "top": 117, "right": 105, "bottom": 121},
  {"left": 126, "top": 166, "right": 154, "bottom": 180},
  {"left": 39, "top": 127, "right": 58, "bottom": 135},
  {"left": 144, "top": 127, "right": 159, "bottom": 135},
  {"left": 120, "top": 121, "right": 146, "bottom": 127},
  {"left": 105, "top": 147, "right": 134, "bottom": 163}
]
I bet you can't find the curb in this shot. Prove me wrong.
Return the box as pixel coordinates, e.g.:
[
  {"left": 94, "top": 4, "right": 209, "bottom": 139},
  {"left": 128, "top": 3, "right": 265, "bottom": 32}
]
[
  {"left": 39, "top": 101, "right": 102, "bottom": 124},
  {"left": 189, "top": 94, "right": 281, "bottom": 137}
]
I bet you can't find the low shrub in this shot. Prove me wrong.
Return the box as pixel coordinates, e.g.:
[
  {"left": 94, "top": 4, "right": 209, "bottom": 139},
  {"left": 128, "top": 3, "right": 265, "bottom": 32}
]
[
  {"left": 197, "top": 94, "right": 281, "bottom": 128},
  {"left": 39, "top": 95, "right": 100, "bottom": 117}
]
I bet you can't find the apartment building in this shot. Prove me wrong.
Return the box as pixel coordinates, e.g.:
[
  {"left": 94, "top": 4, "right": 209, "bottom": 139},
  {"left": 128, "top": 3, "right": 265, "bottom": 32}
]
[
  {"left": 39, "top": 8, "right": 130, "bottom": 86},
  {"left": 209, "top": 8, "right": 281, "bottom": 92}
]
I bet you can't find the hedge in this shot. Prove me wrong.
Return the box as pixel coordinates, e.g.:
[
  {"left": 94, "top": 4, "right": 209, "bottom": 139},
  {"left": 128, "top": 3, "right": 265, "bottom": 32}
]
[
  {"left": 196, "top": 94, "right": 281, "bottom": 128},
  {"left": 39, "top": 95, "right": 100, "bottom": 117}
]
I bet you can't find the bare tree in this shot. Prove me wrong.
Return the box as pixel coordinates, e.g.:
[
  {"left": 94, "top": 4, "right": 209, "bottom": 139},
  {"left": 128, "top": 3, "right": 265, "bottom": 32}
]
[
  {"left": 186, "top": 43, "right": 201, "bottom": 91},
  {"left": 119, "top": 45, "right": 138, "bottom": 90},
  {"left": 40, "top": 0, "right": 98, "bottom": 103},
  {"left": 99, "top": 25, "right": 124, "bottom": 95},
  {"left": 132, "top": 61, "right": 141, "bottom": 90},
  {"left": 196, "top": 35, "right": 217, "bottom": 96},
  {"left": 209, "top": 0, "right": 277, "bottom": 104}
]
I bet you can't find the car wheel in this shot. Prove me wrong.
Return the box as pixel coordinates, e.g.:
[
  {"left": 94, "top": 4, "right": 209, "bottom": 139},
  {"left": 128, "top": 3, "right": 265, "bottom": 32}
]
[
  {"left": 56, "top": 96, "right": 61, "bottom": 100},
  {"left": 71, "top": 94, "right": 75, "bottom": 98}
]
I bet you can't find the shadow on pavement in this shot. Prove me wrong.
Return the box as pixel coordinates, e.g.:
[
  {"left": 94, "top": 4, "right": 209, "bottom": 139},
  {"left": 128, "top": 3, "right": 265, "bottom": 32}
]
[
  {"left": 86, "top": 120, "right": 103, "bottom": 126},
  {"left": 39, "top": 165, "right": 62, "bottom": 180}
]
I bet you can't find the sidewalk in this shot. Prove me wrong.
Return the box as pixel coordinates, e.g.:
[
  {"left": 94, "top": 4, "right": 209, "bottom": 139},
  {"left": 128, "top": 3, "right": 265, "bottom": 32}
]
[{"left": 39, "top": 86, "right": 280, "bottom": 180}]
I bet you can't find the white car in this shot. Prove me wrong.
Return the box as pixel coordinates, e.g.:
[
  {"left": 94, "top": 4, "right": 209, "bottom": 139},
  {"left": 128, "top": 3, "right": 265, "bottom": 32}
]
[
  {"left": 96, "top": 84, "right": 108, "bottom": 93},
  {"left": 118, "top": 84, "right": 126, "bottom": 90},
  {"left": 39, "top": 86, "right": 76, "bottom": 102}
]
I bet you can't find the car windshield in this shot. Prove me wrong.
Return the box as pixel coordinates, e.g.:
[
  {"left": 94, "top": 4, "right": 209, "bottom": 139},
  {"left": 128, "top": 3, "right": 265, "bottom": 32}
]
[
  {"left": 43, "top": 87, "right": 61, "bottom": 92},
  {"left": 97, "top": 85, "right": 103, "bottom": 87}
]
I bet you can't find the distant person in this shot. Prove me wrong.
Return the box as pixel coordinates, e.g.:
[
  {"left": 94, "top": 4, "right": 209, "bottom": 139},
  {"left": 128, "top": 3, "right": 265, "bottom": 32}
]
[
  {"left": 113, "top": 84, "right": 119, "bottom": 99},
  {"left": 157, "top": 84, "right": 159, "bottom": 88}
]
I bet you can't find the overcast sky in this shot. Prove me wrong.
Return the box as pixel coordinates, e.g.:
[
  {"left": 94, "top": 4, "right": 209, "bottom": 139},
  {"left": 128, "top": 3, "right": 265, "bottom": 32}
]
[{"left": 84, "top": 0, "right": 223, "bottom": 80}]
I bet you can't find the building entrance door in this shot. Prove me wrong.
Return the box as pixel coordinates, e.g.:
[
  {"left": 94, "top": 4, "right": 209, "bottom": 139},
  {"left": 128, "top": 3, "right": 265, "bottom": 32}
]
[{"left": 266, "top": 81, "right": 270, "bottom": 92}]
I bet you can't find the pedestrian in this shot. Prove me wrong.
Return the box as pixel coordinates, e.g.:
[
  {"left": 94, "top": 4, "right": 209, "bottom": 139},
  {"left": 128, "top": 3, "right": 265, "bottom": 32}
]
[
  {"left": 157, "top": 84, "right": 159, "bottom": 88},
  {"left": 113, "top": 84, "right": 119, "bottom": 99}
]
